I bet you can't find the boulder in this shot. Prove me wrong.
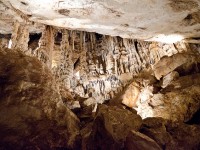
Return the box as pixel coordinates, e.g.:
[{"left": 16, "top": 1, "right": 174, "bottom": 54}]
[
  {"left": 166, "top": 122, "right": 200, "bottom": 150},
  {"left": 122, "top": 83, "right": 140, "bottom": 108},
  {"left": 161, "top": 71, "right": 179, "bottom": 88},
  {"left": 0, "top": 48, "right": 80, "bottom": 149},
  {"left": 125, "top": 130, "right": 162, "bottom": 150},
  {"left": 136, "top": 73, "right": 200, "bottom": 122},
  {"left": 153, "top": 53, "right": 200, "bottom": 80},
  {"left": 140, "top": 117, "right": 176, "bottom": 149},
  {"left": 140, "top": 117, "right": 200, "bottom": 150},
  {"left": 84, "top": 104, "right": 142, "bottom": 150},
  {"left": 163, "top": 73, "right": 200, "bottom": 91}
]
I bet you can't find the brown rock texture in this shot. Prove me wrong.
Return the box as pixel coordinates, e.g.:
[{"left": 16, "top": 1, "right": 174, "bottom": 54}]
[
  {"left": 82, "top": 104, "right": 142, "bottom": 150},
  {"left": 140, "top": 117, "right": 200, "bottom": 150},
  {"left": 0, "top": 48, "right": 80, "bottom": 149},
  {"left": 122, "top": 83, "right": 140, "bottom": 108},
  {"left": 120, "top": 48, "right": 200, "bottom": 122},
  {"left": 134, "top": 74, "right": 200, "bottom": 122},
  {"left": 0, "top": 21, "right": 200, "bottom": 149},
  {"left": 153, "top": 53, "right": 200, "bottom": 80},
  {"left": 125, "top": 130, "right": 162, "bottom": 150}
]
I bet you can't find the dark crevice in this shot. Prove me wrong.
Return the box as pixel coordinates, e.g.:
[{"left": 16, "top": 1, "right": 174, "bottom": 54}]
[
  {"left": 55, "top": 32, "right": 62, "bottom": 45},
  {"left": 0, "top": 34, "right": 11, "bottom": 39},
  {"left": 74, "top": 58, "right": 80, "bottom": 70},
  {"left": 95, "top": 33, "right": 103, "bottom": 41},
  {"left": 21, "top": 1, "right": 28, "bottom": 5},
  {"left": 134, "top": 40, "right": 139, "bottom": 53},
  {"left": 186, "top": 109, "right": 200, "bottom": 125},
  {"left": 28, "top": 33, "right": 41, "bottom": 50}
]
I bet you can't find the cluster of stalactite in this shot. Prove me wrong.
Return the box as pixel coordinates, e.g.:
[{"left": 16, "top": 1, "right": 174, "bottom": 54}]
[
  {"left": 51, "top": 30, "right": 189, "bottom": 102},
  {"left": 1, "top": 23, "right": 190, "bottom": 103}
]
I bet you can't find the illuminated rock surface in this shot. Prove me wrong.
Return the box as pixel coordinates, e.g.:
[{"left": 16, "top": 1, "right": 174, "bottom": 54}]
[
  {"left": 0, "top": 48, "right": 80, "bottom": 149},
  {"left": 0, "top": 0, "right": 200, "bottom": 42},
  {"left": 0, "top": 0, "right": 200, "bottom": 149}
]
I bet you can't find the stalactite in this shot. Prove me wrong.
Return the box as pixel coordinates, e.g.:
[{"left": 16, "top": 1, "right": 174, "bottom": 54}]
[
  {"left": 79, "top": 31, "right": 89, "bottom": 89},
  {"left": 47, "top": 29, "right": 192, "bottom": 103},
  {"left": 36, "top": 25, "right": 54, "bottom": 67},
  {"left": 1, "top": 20, "right": 194, "bottom": 105},
  {"left": 11, "top": 21, "right": 29, "bottom": 52},
  {"left": 59, "top": 29, "right": 74, "bottom": 90},
  {"left": 11, "top": 21, "right": 20, "bottom": 49},
  {"left": 20, "top": 25, "right": 29, "bottom": 53},
  {"left": 71, "top": 30, "right": 75, "bottom": 51}
]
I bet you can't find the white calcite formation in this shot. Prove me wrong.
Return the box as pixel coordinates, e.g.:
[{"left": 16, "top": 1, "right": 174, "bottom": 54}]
[
  {"left": 1, "top": 1, "right": 200, "bottom": 149},
  {"left": 11, "top": 21, "right": 29, "bottom": 52},
  {"left": 3, "top": 23, "right": 195, "bottom": 105},
  {"left": 50, "top": 31, "right": 190, "bottom": 103},
  {"left": 35, "top": 26, "right": 55, "bottom": 67},
  {"left": 3, "top": 20, "right": 200, "bottom": 117},
  {"left": 0, "top": 0, "right": 200, "bottom": 43},
  {"left": 0, "top": 0, "right": 200, "bottom": 122}
]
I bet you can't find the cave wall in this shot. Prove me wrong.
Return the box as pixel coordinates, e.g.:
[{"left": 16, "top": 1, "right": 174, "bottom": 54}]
[
  {"left": 0, "top": 23, "right": 195, "bottom": 104},
  {"left": 50, "top": 29, "right": 190, "bottom": 103}
]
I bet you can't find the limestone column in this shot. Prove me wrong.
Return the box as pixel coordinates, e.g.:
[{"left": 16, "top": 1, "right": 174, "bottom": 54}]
[
  {"left": 11, "top": 21, "right": 20, "bottom": 49},
  {"left": 79, "top": 31, "right": 89, "bottom": 87},
  {"left": 11, "top": 21, "right": 29, "bottom": 52},
  {"left": 59, "top": 29, "right": 73, "bottom": 90},
  {"left": 38, "top": 25, "right": 54, "bottom": 67}
]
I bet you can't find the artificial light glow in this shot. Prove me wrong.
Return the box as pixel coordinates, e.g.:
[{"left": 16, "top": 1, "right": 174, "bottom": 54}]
[{"left": 146, "top": 34, "right": 184, "bottom": 44}]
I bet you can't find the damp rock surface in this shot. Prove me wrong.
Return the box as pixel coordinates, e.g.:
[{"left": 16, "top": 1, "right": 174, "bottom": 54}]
[{"left": 0, "top": 48, "right": 80, "bottom": 149}]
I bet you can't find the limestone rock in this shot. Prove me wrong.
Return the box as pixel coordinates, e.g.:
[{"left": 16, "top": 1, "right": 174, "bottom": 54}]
[
  {"left": 125, "top": 130, "right": 162, "bottom": 150},
  {"left": 0, "top": 48, "right": 80, "bottom": 149},
  {"left": 140, "top": 117, "right": 200, "bottom": 150},
  {"left": 81, "top": 122, "right": 93, "bottom": 150},
  {"left": 140, "top": 117, "right": 176, "bottom": 149},
  {"left": 153, "top": 53, "right": 200, "bottom": 80},
  {"left": 120, "top": 70, "right": 200, "bottom": 122},
  {"left": 83, "top": 97, "right": 97, "bottom": 106},
  {"left": 122, "top": 83, "right": 140, "bottom": 108},
  {"left": 166, "top": 122, "right": 200, "bottom": 150},
  {"left": 85, "top": 104, "right": 142, "bottom": 149},
  {"left": 163, "top": 73, "right": 200, "bottom": 91},
  {"left": 161, "top": 71, "right": 179, "bottom": 88},
  {"left": 138, "top": 84, "right": 200, "bottom": 122},
  {"left": 0, "top": 36, "right": 9, "bottom": 48},
  {"left": 1, "top": 0, "right": 200, "bottom": 42}
]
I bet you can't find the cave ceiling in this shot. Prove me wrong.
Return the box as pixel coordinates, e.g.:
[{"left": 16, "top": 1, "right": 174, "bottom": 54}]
[{"left": 0, "top": 0, "right": 200, "bottom": 43}]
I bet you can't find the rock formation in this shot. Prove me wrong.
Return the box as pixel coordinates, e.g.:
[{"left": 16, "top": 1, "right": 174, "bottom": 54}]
[
  {"left": 0, "top": 0, "right": 200, "bottom": 149},
  {"left": 0, "top": 26, "right": 200, "bottom": 149},
  {"left": 0, "top": 48, "right": 80, "bottom": 149}
]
